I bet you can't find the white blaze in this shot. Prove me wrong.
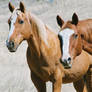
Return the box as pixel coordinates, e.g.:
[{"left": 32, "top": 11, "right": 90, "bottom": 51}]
[
  {"left": 58, "top": 28, "right": 74, "bottom": 61},
  {"left": 7, "top": 10, "right": 18, "bottom": 42}
]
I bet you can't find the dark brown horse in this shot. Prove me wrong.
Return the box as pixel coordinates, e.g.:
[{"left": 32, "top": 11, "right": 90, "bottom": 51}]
[
  {"left": 57, "top": 13, "right": 92, "bottom": 92},
  {"left": 6, "top": 2, "right": 92, "bottom": 92}
]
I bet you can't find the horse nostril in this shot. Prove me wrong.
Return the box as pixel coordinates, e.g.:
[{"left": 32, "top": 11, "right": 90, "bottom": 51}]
[
  {"left": 6, "top": 41, "right": 15, "bottom": 49},
  {"left": 63, "top": 59, "right": 67, "bottom": 64},
  {"left": 9, "top": 41, "right": 14, "bottom": 48},
  {"left": 67, "top": 57, "right": 71, "bottom": 61}
]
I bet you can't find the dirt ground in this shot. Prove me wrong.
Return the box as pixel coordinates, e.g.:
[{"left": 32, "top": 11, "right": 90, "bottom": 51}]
[{"left": 0, "top": 0, "right": 92, "bottom": 92}]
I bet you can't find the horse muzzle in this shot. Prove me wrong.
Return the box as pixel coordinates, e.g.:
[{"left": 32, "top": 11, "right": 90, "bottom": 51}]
[
  {"left": 60, "top": 57, "right": 72, "bottom": 69},
  {"left": 6, "top": 40, "right": 18, "bottom": 52}
]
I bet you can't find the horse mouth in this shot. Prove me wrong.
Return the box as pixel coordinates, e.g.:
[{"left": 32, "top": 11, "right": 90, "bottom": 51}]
[{"left": 8, "top": 48, "right": 17, "bottom": 52}]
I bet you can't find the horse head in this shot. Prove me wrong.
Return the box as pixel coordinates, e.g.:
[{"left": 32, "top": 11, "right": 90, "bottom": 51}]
[
  {"left": 6, "top": 2, "right": 32, "bottom": 52},
  {"left": 57, "top": 13, "right": 84, "bottom": 68}
]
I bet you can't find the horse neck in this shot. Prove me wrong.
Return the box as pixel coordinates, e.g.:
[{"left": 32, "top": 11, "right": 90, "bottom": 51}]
[
  {"left": 27, "top": 13, "right": 48, "bottom": 57},
  {"left": 27, "top": 36, "right": 40, "bottom": 57}
]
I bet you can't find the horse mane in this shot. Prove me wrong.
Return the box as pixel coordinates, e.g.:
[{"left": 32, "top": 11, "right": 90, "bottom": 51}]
[{"left": 29, "top": 13, "right": 49, "bottom": 46}]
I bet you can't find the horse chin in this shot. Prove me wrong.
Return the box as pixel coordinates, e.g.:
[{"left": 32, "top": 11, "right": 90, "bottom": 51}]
[{"left": 63, "top": 63, "right": 72, "bottom": 69}]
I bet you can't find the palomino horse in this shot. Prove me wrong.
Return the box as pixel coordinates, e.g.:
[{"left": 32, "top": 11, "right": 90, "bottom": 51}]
[
  {"left": 57, "top": 13, "right": 92, "bottom": 92},
  {"left": 6, "top": 2, "right": 91, "bottom": 92}
]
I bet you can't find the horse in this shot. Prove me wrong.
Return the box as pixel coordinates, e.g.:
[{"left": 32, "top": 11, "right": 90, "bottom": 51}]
[
  {"left": 57, "top": 13, "right": 92, "bottom": 92},
  {"left": 6, "top": 2, "right": 92, "bottom": 92}
]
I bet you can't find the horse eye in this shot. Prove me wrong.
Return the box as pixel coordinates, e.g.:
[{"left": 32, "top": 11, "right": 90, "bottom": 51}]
[
  {"left": 19, "top": 20, "right": 24, "bottom": 24},
  {"left": 74, "top": 34, "right": 78, "bottom": 39}
]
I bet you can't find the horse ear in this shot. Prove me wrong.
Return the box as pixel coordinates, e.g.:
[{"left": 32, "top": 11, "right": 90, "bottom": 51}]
[
  {"left": 72, "top": 13, "right": 79, "bottom": 25},
  {"left": 20, "top": 2, "right": 25, "bottom": 13},
  {"left": 8, "top": 2, "right": 15, "bottom": 12},
  {"left": 56, "top": 15, "right": 64, "bottom": 28}
]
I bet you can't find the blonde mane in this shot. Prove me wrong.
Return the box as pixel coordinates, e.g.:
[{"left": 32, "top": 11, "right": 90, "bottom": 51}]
[{"left": 30, "top": 13, "right": 48, "bottom": 46}]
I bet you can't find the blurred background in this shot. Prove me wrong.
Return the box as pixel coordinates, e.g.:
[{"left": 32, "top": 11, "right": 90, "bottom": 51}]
[{"left": 0, "top": 0, "right": 92, "bottom": 92}]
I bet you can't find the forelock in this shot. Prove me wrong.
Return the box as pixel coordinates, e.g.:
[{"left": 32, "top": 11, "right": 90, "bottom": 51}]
[
  {"left": 59, "top": 28, "right": 74, "bottom": 37},
  {"left": 11, "top": 9, "right": 21, "bottom": 17}
]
